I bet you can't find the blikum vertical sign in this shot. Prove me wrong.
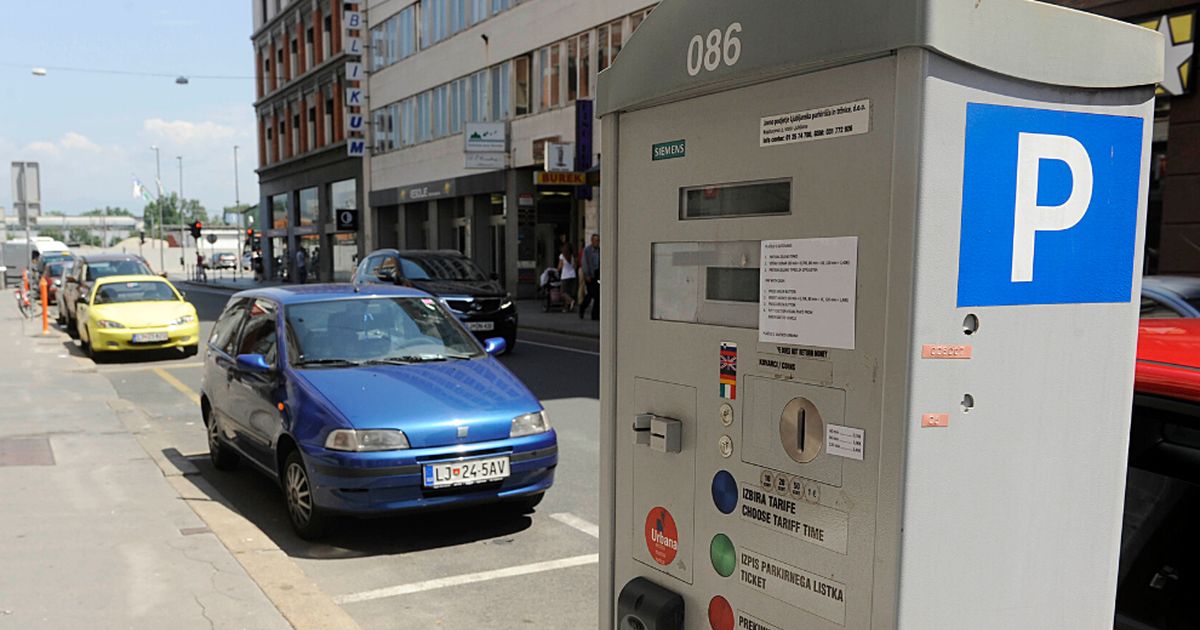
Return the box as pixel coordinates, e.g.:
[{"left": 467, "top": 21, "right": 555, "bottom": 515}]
[
  {"left": 574, "top": 99, "right": 593, "bottom": 199},
  {"left": 345, "top": 2, "right": 366, "bottom": 157}
]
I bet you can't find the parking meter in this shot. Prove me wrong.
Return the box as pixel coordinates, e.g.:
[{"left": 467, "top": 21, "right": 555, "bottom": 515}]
[{"left": 596, "top": 1, "right": 1162, "bottom": 628}]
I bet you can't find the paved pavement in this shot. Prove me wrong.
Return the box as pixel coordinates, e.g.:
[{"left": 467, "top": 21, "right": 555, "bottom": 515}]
[
  {"left": 0, "top": 311, "right": 292, "bottom": 629},
  {"left": 36, "top": 282, "right": 601, "bottom": 629}
]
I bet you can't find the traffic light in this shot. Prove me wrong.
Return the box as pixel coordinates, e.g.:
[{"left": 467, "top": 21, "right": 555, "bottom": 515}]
[{"left": 190, "top": 221, "right": 203, "bottom": 239}]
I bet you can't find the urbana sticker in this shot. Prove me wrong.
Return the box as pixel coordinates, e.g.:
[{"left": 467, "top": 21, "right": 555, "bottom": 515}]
[{"left": 644, "top": 506, "right": 679, "bottom": 566}]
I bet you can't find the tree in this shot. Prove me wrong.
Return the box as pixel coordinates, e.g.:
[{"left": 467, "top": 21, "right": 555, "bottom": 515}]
[
  {"left": 142, "top": 194, "right": 208, "bottom": 234},
  {"left": 82, "top": 206, "right": 134, "bottom": 218}
]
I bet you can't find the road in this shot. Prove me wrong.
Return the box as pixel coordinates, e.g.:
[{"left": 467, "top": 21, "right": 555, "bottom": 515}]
[{"left": 71, "top": 284, "right": 601, "bottom": 629}]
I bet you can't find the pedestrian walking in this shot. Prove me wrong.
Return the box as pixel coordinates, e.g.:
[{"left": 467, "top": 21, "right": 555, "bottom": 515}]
[
  {"left": 196, "top": 252, "right": 207, "bottom": 282},
  {"left": 557, "top": 244, "right": 578, "bottom": 313},
  {"left": 252, "top": 249, "right": 264, "bottom": 281},
  {"left": 295, "top": 248, "right": 308, "bottom": 284},
  {"left": 579, "top": 233, "right": 600, "bottom": 320}
]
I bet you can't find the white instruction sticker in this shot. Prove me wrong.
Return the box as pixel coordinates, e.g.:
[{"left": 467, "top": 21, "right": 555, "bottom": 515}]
[
  {"left": 825, "top": 424, "right": 865, "bottom": 461},
  {"left": 759, "top": 237, "right": 858, "bottom": 349},
  {"left": 760, "top": 99, "right": 870, "bottom": 147}
]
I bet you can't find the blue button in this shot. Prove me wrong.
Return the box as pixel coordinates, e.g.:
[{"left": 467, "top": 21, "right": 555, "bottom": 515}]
[{"left": 711, "top": 470, "right": 738, "bottom": 515}]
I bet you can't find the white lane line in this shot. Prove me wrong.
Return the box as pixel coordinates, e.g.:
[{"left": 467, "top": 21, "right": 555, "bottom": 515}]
[
  {"left": 520, "top": 339, "right": 599, "bottom": 357},
  {"left": 550, "top": 512, "right": 600, "bottom": 538},
  {"left": 333, "top": 553, "right": 599, "bottom": 604}
]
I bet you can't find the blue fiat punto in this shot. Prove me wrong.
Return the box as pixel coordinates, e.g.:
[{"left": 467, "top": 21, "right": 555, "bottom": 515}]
[{"left": 200, "top": 285, "right": 556, "bottom": 539}]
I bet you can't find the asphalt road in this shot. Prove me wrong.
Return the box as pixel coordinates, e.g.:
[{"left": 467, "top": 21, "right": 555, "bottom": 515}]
[{"left": 71, "top": 284, "right": 601, "bottom": 629}]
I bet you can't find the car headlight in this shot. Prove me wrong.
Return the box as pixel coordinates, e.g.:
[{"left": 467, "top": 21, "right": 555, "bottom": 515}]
[
  {"left": 53, "top": 279, "right": 60, "bottom": 287},
  {"left": 510, "top": 410, "right": 551, "bottom": 438},
  {"left": 169, "top": 314, "right": 196, "bottom": 326},
  {"left": 96, "top": 319, "right": 125, "bottom": 329},
  {"left": 324, "top": 429, "right": 411, "bottom": 451},
  {"left": 499, "top": 297, "right": 514, "bottom": 310}
]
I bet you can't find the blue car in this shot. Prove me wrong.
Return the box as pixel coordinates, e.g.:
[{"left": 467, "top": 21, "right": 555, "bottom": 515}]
[
  {"left": 200, "top": 285, "right": 556, "bottom": 539},
  {"left": 1141, "top": 275, "right": 1200, "bottom": 318}
]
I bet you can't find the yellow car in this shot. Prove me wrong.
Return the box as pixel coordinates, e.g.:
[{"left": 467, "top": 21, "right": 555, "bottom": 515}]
[{"left": 76, "top": 275, "right": 200, "bottom": 359}]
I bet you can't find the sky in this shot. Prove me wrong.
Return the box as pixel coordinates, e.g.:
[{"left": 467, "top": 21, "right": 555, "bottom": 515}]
[{"left": 0, "top": 1, "right": 258, "bottom": 220}]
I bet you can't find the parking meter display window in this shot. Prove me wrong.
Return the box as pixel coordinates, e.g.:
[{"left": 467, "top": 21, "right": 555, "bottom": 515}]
[
  {"left": 680, "top": 179, "right": 790, "bottom": 219},
  {"left": 651, "top": 241, "right": 759, "bottom": 328},
  {"left": 705, "top": 267, "right": 759, "bottom": 302}
]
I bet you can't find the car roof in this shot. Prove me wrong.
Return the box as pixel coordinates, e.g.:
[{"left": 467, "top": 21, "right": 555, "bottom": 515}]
[
  {"left": 93, "top": 274, "right": 174, "bottom": 286},
  {"left": 365, "top": 248, "right": 468, "bottom": 259},
  {"left": 1143, "top": 275, "right": 1200, "bottom": 298},
  {"left": 80, "top": 253, "right": 147, "bottom": 263},
  {"left": 232, "top": 283, "right": 434, "bottom": 305}
]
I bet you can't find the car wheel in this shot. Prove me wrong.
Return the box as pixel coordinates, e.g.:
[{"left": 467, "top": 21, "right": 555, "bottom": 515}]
[
  {"left": 81, "top": 326, "right": 94, "bottom": 358},
  {"left": 506, "top": 492, "right": 544, "bottom": 514},
  {"left": 67, "top": 312, "right": 79, "bottom": 338},
  {"left": 503, "top": 336, "right": 516, "bottom": 355},
  {"left": 206, "top": 412, "right": 239, "bottom": 471},
  {"left": 284, "top": 450, "right": 329, "bottom": 540}
]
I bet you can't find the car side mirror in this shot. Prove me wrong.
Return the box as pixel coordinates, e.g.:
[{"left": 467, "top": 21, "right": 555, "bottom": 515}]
[
  {"left": 236, "top": 353, "right": 272, "bottom": 373},
  {"left": 483, "top": 337, "right": 507, "bottom": 356}
]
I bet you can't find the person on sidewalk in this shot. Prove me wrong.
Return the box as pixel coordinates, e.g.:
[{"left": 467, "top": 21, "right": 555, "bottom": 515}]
[
  {"left": 295, "top": 248, "right": 308, "bottom": 285},
  {"left": 196, "top": 252, "right": 207, "bottom": 282},
  {"left": 252, "top": 249, "right": 264, "bottom": 282},
  {"left": 557, "top": 244, "right": 578, "bottom": 313},
  {"left": 579, "top": 233, "right": 600, "bottom": 320}
]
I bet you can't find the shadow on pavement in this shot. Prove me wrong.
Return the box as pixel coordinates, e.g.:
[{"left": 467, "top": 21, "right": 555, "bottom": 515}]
[{"left": 181, "top": 452, "right": 535, "bottom": 561}]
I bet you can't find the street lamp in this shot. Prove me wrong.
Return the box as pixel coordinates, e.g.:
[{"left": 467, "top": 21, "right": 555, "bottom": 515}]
[
  {"left": 150, "top": 146, "right": 164, "bottom": 272},
  {"left": 234, "top": 145, "right": 242, "bottom": 279}
]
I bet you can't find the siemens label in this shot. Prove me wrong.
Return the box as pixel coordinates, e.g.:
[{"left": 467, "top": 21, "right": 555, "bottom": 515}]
[{"left": 957, "top": 103, "right": 1144, "bottom": 307}]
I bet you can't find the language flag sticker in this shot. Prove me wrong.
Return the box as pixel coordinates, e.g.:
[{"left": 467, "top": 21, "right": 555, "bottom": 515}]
[{"left": 720, "top": 342, "right": 738, "bottom": 400}]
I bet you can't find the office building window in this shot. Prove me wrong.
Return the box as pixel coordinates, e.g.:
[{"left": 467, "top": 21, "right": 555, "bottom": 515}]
[
  {"left": 492, "top": 0, "right": 512, "bottom": 15},
  {"left": 450, "top": 79, "right": 465, "bottom": 134},
  {"left": 422, "top": 0, "right": 447, "bottom": 47},
  {"left": 372, "top": 108, "right": 388, "bottom": 152},
  {"left": 567, "top": 38, "right": 578, "bottom": 102},
  {"left": 306, "top": 26, "right": 314, "bottom": 67},
  {"left": 401, "top": 98, "right": 415, "bottom": 146},
  {"left": 514, "top": 54, "right": 531, "bottom": 116},
  {"left": 416, "top": 91, "right": 431, "bottom": 142},
  {"left": 450, "top": 0, "right": 467, "bottom": 34},
  {"left": 371, "top": 24, "right": 387, "bottom": 69},
  {"left": 388, "top": 103, "right": 401, "bottom": 148},
  {"left": 491, "top": 61, "right": 510, "bottom": 121},
  {"left": 577, "top": 32, "right": 591, "bottom": 99},
  {"left": 610, "top": 20, "right": 624, "bottom": 62},
  {"left": 298, "top": 187, "right": 319, "bottom": 227},
  {"left": 307, "top": 101, "right": 316, "bottom": 148},
  {"left": 271, "top": 193, "right": 288, "bottom": 230},
  {"left": 471, "top": 0, "right": 488, "bottom": 25},
  {"left": 631, "top": 7, "right": 652, "bottom": 32},
  {"left": 371, "top": 6, "right": 416, "bottom": 70},
  {"left": 432, "top": 84, "right": 448, "bottom": 138},
  {"left": 469, "top": 70, "right": 488, "bottom": 122},
  {"left": 598, "top": 25, "right": 609, "bottom": 71},
  {"left": 539, "top": 43, "right": 561, "bottom": 111}
]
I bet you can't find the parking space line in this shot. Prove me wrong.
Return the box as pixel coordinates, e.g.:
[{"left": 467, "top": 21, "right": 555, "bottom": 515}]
[
  {"left": 152, "top": 367, "right": 201, "bottom": 405},
  {"left": 102, "top": 362, "right": 204, "bottom": 373},
  {"left": 550, "top": 512, "right": 600, "bottom": 538},
  {"left": 520, "top": 340, "right": 599, "bottom": 357},
  {"left": 333, "top": 553, "right": 599, "bottom": 605}
]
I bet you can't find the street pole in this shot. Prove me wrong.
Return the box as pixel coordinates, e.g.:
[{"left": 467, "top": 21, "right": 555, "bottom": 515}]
[
  {"left": 234, "top": 145, "right": 242, "bottom": 279},
  {"left": 178, "top": 156, "right": 187, "bottom": 276},
  {"left": 152, "top": 146, "right": 164, "bottom": 272}
]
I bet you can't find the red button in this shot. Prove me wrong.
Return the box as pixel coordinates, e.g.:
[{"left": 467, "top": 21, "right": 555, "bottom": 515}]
[{"left": 708, "top": 595, "right": 733, "bottom": 630}]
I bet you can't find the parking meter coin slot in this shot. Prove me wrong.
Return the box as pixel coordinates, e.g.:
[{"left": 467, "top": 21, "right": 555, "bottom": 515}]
[
  {"left": 780, "top": 397, "right": 824, "bottom": 464},
  {"left": 616, "top": 577, "right": 684, "bottom": 630},
  {"left": 742, "top": 376, "right": 844, "bottom": 487}
]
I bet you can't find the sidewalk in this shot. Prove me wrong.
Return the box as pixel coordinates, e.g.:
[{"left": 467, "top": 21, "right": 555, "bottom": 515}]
[
  {"left": 178, "top": 275, "right": 601, "bottom": 339},
  {"left": 0, "top": 315, "right": 290, "bottom": 629}
]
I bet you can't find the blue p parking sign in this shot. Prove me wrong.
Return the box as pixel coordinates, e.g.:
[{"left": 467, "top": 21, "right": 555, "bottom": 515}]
[{"left": 957, "top": 103, "right": 1144, "bottom": 307}]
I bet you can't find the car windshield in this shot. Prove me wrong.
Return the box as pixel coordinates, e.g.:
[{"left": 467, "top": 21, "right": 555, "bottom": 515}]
[
  {"left": 86, "top": 259, "right": 153, "bottom": 280},
  {"left": 399, "top": 255, "right": 488, "bottom": 281},
  {"left": 285, "top": 297, "right": 483, "bottom": 367},
  {"left": 45, "top": 262, "right": 65, "bottom": 277},
  {"left": 42, "top": 253, "right": 72, "bottom": 265},
  {"left": 93, "top": 281, "right": 178, "bottom": 304}
]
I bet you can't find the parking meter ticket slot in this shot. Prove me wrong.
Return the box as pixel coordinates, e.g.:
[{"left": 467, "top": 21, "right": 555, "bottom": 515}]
[
  {"left": 758, "top": 237, "right": 858, "bottom": 349},
  {"left": 739, "top": 483, "right": 848, "bottom": 554},
  {"left": 825, "top": 424, "right": 865, "bottom": 461},
  {"left": 738, "top": 547, "right": 846, "bottom": 625}
]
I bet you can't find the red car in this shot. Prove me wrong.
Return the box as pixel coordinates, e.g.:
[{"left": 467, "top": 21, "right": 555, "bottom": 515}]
[
  {"left": 37, "top": 260, "right": 67, "bottom": 307},
  {"left": 1135, "top": 319, "right": 1200, "bottom": 403},
  {"left": 1116, "top": 319, "right": 1200, "bottom": 629}
]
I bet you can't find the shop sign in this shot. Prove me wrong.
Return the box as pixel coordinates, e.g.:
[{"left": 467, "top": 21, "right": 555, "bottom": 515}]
[
  {"left": 465, "top": 153, "right": 506, "bottom": 170},
  {"left": 545, "top": 142, "right": 574, "bottom": 172},
  {"left": 535, "top": 171, "right": 586, "bottom": 186},
  {"left": 399, "top": 179, "right": 456, "bottom": 201},
  {"left": 465, "top": 122, "right": 507, "bottom": 152}
]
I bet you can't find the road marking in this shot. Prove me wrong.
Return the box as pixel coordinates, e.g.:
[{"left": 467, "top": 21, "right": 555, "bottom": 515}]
[
  {"left": 152, "top": 367, "right": 201, "bottom": 405},
  {"left": 333, "top": 553, "right": 599, "bottom": 604},
  {"left": 102, "top": 362, "right": 204, "bottom": 373},
  {"left": 521, "top": 340, "right": 599, "bottom": 357},
  {"left": 550, "top": 512, "right": 600, "bottom": 538}
]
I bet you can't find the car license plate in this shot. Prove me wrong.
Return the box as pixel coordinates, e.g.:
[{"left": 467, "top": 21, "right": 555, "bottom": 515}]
[
  {"left": 465, "top": 321, "right": 495, "bottom": 331},
  {"left": 131, "top": 332, "right": 168, "bottom": 343},
  {"left": 423, "top": 456, "right": 509, "bottom": 488}
]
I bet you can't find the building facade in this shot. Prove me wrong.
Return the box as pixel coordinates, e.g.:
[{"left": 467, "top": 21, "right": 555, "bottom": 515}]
[
  {"left": 1049, "top": 0, "right": 1198, "bottom": 275},
  {"left": 252, "top": 0, "right": 366, "bottom": 282},
  {"left": 363, "top": 0, "right": 656, "bottom": 296}
]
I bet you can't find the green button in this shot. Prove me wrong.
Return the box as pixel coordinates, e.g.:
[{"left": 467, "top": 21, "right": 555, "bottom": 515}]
[{"left": 710, "top": 533, "right": 736, "bottom": 578}]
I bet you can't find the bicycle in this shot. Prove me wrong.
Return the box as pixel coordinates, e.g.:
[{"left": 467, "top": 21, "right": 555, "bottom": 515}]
[{"left": 14, "top": 285, "right": 39, "bottom": 319}]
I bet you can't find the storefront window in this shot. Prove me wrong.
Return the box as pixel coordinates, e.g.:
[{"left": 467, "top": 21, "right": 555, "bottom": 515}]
[
  {"left": 331, "top": 179, "right": 358, "bottom": 281},
  {"left": 271, "top": 193, "right": 288, "bottom": 230},
  {"left": 298, "top": 187, "right": 319, "bottom": 226}
]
